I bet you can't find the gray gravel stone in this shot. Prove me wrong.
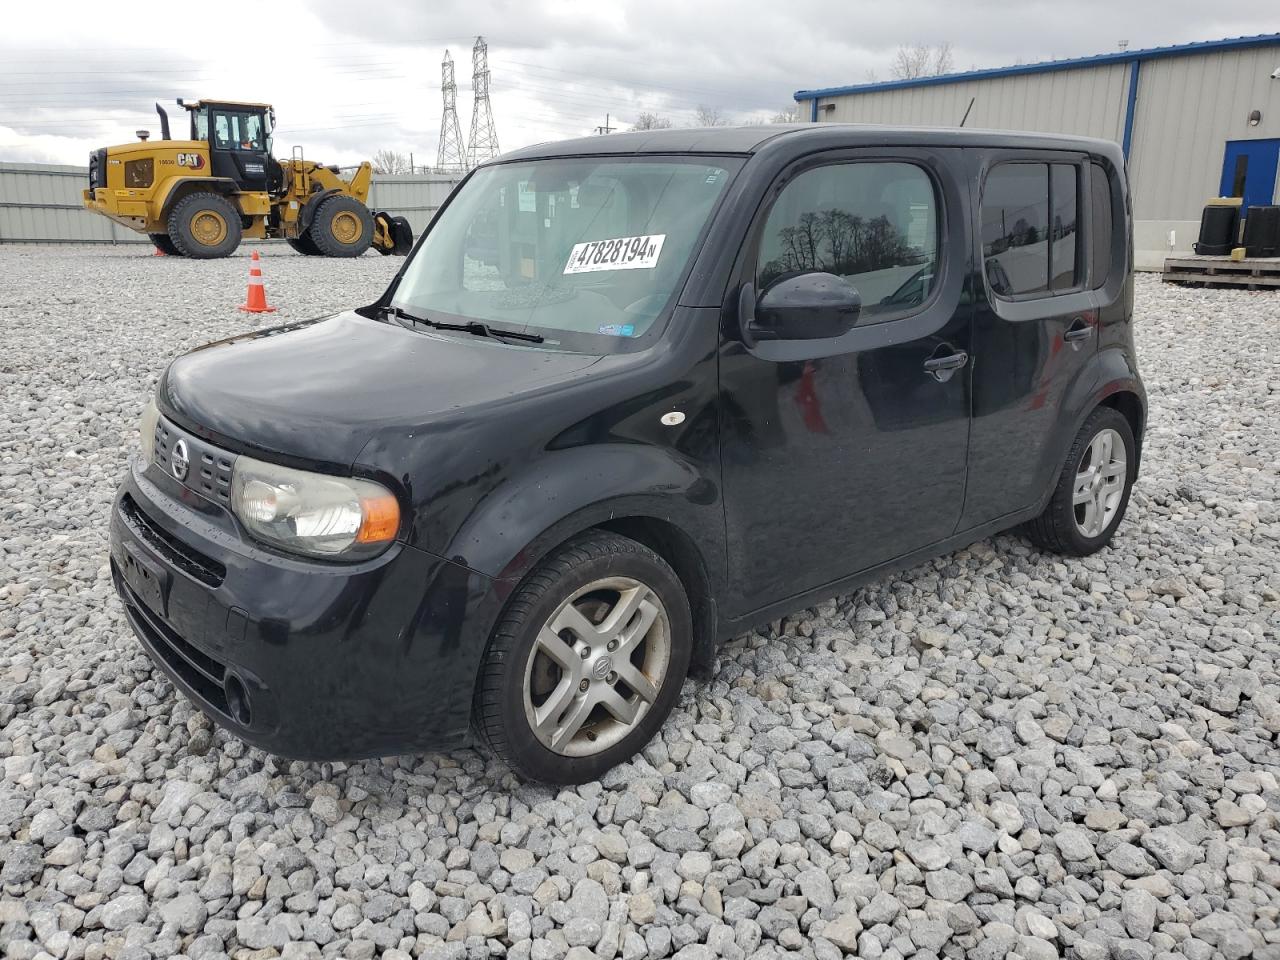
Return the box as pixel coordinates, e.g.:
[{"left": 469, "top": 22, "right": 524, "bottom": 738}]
[{"left": 0, "top": 262, "right": 1277, "bottom": 960}]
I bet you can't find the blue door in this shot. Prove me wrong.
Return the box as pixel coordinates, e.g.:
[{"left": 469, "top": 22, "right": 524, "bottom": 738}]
[{"left": 1220, "top": 139, "right": 1280, "bottom": 209}]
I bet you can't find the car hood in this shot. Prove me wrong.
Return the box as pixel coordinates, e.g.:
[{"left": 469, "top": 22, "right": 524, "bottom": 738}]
[{"left": 159, "top": 310, "right": 603, "bottom": 468}]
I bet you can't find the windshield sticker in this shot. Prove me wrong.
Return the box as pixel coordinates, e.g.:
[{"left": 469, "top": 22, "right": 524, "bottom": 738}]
[
  {"left": 598, "top": 324, "right": 636, "bottom": 337},
  {"left": 564, "top": 234, "right": 665, "bottom": 274}
]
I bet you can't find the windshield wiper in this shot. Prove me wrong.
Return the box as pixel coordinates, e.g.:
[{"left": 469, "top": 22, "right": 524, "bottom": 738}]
[{"left": 380, "top": 305, "right": 544, "bottom": 343}]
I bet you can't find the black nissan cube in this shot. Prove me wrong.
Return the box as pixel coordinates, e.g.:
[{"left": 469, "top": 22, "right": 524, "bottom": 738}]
[{"left": 110, "top": 125, "right": 1145, "bottom": 784}]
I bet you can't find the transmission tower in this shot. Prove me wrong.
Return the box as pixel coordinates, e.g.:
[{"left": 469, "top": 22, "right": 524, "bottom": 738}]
[
  {"left": 436, "top": 50, "right": 468, "bottom": 173},
  {"left": 467, "top": 36, "right": 500, "bottom": 167}
]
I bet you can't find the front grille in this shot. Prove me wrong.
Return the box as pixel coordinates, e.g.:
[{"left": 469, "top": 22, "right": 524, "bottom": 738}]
[
  {"left": 120, "top": 494, "right": 226, "bottom": 587},
  {"left": 120, "top": 577, "right": 229, "bottom": 715},
  {"left": 153, "top": 419, "right": 234, "bottom": 507}
]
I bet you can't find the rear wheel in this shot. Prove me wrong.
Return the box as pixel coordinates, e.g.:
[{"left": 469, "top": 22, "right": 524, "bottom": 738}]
[
  {"left": 286, "top": 233, "right": 322, "bottom": 256},
  {"left": 309, "top": 195, "right": 374, "bottom": 257},
  {"left": 148, "top": 233, "right": 182, "bottom": 256},
  {"left": 1025, "top": 406, "right": 1136, "bottom": 556},
  {"left": 167, "top": 193, "right": 242, "bottom": 259},
  {"left": 473, "top": 532, "right": 692, "bottom": 784}
]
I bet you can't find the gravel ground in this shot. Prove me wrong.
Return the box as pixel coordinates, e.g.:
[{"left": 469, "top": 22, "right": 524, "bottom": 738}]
[{"left": 1, "top": 245, "right": 1278, "bottom": 960}]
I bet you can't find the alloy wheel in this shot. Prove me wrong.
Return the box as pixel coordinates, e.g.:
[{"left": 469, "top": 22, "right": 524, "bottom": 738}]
[
  {"left": 522, "top": 576, "right": 671, "bottom": 757},
  {"left": 1072, "top": 427, "right": 1127, "bottom": 538}
]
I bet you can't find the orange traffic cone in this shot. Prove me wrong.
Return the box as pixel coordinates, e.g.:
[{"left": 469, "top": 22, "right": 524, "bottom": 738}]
[
  {"left": 238, "top": 250, "right": 277, "bottom": 314},
  {"left": 153, "top": 246, "right": 166, "bottom": 256}
]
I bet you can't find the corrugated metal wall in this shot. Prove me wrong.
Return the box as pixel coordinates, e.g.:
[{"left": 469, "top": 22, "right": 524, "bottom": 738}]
[
  {"left": 809, "top": 43, "right": 1280, "bottom": 268},
  {"left": 816, "top": 63, "right": 1131, "bottom": 143},
  {"left": 1128, "top": 45, "right": 1280, "bottom": 222},
  {"left": 0, "top": 163, "right": 461, "bottom": 243}
]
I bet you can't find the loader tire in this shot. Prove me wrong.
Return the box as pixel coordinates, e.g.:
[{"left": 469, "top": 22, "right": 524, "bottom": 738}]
[
  {"left": 167, "top": 193, "right": 242, "bottom": 259},
  {"left": 286, "top": 233, "right": 323, "bottom": 256},
  {"left": 149, "top": 233, "right": 183, "bottom": 257},
  {"left": 309, "top": 196, "right": 374, "bottom": 257}
]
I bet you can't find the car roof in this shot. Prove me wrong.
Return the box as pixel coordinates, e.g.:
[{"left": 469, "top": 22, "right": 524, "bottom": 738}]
[{"left": 496, "top": 123, "right": 1121, "bottom": 162}]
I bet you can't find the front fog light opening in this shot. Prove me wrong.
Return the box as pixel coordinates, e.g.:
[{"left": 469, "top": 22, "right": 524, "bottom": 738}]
[{"left": 224, "top": 673, "right": 252, "bottom": 727}]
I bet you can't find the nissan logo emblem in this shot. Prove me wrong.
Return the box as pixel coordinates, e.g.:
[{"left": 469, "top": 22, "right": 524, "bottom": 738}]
[{"left": 171, "top": 439, "right": 190, "bottom": 481}]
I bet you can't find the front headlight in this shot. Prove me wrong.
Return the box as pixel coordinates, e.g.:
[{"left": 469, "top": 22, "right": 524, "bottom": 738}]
[
  {"left": 230, "top": 455, "right": 400, "bottom": 560},
  {"left": 139, "top": 399, "right": 160, "bottom": 465}
]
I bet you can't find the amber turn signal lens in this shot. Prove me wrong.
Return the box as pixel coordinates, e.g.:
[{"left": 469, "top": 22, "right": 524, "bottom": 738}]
[{"left": 356, "top": 492, "right": 400, "bottom": 544}]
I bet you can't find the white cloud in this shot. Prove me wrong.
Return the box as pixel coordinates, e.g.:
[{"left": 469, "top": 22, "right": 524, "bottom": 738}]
[{"left": 1, "top": 0, "right": 1276, "bottom": 165}]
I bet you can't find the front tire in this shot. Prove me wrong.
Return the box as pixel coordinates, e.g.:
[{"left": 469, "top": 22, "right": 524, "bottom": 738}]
[
  {"left": 473, "top": 532, "right": 692, "bottom": 784},
  {"left": 167, "top": 193, "right": 242, "bottom": 259},
  {"left": 309, "top": 196, "right": 374, "bottom": 257},
  {"left": 1025, "top": 406, "right": 1136, "bottom": 556}
]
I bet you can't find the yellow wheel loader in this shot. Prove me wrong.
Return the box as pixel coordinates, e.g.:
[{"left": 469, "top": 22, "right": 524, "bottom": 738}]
[{"left": 83, "top": 100, "right": 414, "bottom": 259}]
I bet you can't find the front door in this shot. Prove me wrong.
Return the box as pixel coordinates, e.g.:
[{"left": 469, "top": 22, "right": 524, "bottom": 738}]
[
  {"left": 718, "top": 148, "right": 973, "bottom": 616},
  {"left": 207, "top": 107, "right": 270, "bottom": 192},
  {"left": 1220, "top": 139, "right": 1280, "bottom": 210}
]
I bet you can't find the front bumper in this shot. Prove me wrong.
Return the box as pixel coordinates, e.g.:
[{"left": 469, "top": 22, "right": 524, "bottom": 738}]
[{"left": 109, "top": 459, "right": 502, "bottom": 760}]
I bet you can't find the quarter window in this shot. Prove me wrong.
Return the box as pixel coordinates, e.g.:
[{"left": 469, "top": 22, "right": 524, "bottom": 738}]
[
  {"left": 1089, "top": 162, "right": 1114, "bottom": 288},
  {"left": 983, "top": 161, "right": 1083, "bottom": 298},
  {"left": 757, "top": 162, "right": 940, "bottom": 324}
]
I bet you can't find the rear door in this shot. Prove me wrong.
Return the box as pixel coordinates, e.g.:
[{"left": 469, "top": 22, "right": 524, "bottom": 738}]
[
  {"left": 718, "top": 147, "right": 973, "bottom": 615},
  {"left": 960, "top": 151, "right": 1099, "bottom": 528}
]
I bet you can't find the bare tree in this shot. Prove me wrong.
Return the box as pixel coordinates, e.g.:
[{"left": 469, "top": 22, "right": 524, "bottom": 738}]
[
  {"left": 771, "top": 106, "right": 800, "bottom": 123},
  {"left": 890, "top": 42, "right": 954, "bottom": 80},
  {"left": 632, "top": 112, "right": 674, "bottom": 131},
  {"left": 371, "top": 149, "right": 412, "bottom": 175},
  {"left": 693, "top": 105, "right": 728, "bottom": 127}
]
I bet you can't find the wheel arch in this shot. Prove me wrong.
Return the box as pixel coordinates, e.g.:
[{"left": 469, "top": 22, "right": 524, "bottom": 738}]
[
  {"left": 159, "top": 177, "right": 241, "bottom": 222},
  {"left": 1033, "top": 347, "right": 1146, "bottom": 513}
]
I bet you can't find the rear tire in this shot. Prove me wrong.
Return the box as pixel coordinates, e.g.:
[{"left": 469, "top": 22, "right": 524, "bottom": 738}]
[
  {"left": 472, "top": 532, "right": 692, "bottom": 784},
  {"left": 1025, "top": 406, "right": 1136, "bottom": 556},
  {"left": 167, "top": 193, "right": 242, "bottom": 259},
  {"left": 286, "top": 233, "right": 322, "bottom": 256},
  {"left": 309, "top": 195, "right": 374, "bottom": 257},
  {"left": 149, "top": 233, "right": 182, "bottom": 256}
]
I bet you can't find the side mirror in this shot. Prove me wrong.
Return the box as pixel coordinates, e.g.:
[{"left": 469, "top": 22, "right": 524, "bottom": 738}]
[{"left": 749, "top": 272, "right": 862, "bottom": 342}]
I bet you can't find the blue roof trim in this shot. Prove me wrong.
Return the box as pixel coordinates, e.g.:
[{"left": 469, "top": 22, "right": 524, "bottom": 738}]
[{"left": 794, "top": 33, "right": 1280, "bottom": 102}]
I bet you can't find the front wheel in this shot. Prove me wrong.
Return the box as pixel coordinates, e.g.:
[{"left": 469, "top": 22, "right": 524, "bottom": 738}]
[
  {"left": 472, "top": 532, "right": 692, "bottom": 784},
  {"left": 309, "top": 195, "right": 374, "bottom": 257},
  {"left": 1025, "top": 406, "right": 1136, "bottom": 556}
]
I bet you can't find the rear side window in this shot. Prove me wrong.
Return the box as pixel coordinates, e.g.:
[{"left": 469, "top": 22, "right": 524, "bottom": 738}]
[
  {"left": 756, "top": 161, "right": 940, "bottom": 325},
  {"left": 982, "top": 161, "right": 1082, "bottom": 299},
  {"left": 1090, "top": 162, "right": 1114, "bottom": 288}
]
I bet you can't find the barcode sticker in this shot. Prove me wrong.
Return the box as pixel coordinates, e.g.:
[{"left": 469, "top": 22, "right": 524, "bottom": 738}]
[{"left": 564, "top": 234, "right": 665, "bottom": 274}]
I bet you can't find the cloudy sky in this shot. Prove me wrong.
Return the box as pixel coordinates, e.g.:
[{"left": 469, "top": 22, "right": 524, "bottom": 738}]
[{"left": 2, "top": 1, "right": 1277, "bottom": 167}]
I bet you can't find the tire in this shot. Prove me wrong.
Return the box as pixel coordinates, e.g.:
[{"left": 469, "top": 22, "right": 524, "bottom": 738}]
[
  {"left": 148, "top": 233, "right": 182, "bottom": 256},
  {"left": 308, "top": 195, "right": 375, "bottom": 257},
  {"left": 1025, "top": 406, "right": 1136, "bottom": 556},
  {"left": 473, "top": 532, "right": 692, "bottom": 784},
  {"left": 166, "top": 192, "right": 242, "bottom": 259},
  {"left": 286, "top": 233, "right": 322, "bottom": 256}
]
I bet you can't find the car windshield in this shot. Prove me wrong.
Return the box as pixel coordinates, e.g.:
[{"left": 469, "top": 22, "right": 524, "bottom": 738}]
[{"left": 390, "top": 155, "right": 741, "bottom": 350}]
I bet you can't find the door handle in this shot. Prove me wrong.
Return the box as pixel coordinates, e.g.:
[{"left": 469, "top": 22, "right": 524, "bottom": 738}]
[
  {"left": 923, "top": 350, "right": 968, "bottom": 382},
  {"left": 1063, "top": 318, "right": 1094, "bottom": 343}
]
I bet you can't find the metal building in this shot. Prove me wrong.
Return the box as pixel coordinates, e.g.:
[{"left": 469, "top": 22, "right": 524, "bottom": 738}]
[{"left": 794, "top": 34, "right": 1280, "bottom": 269}]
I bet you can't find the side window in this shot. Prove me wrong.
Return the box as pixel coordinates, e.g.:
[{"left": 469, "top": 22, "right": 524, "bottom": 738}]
[
  {"left": 983, "top": 161, "right": 1083, "bottom": 299},
  {"left": 212, "top": 113, "right": 232, "bottom": 150},
  {"left": 1050, "top": 164, "right": 1079, "bottom": 292},
  {"left": 1089, "top": 162, "right": 1114, "bottom": 288},
  {"left": 981, "top": 164, "right": 1049, "bottom": 297},
  {"left": 757, "top": 161, "right": 940, "bottom": 324}
]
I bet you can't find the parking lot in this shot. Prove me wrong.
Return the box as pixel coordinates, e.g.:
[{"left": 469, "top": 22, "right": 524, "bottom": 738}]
[{"left": 1, "top": 244, "right": 1277, "bottom": 960}]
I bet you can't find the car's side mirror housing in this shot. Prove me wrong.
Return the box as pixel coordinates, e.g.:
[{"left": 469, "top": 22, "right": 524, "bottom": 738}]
[{"left": 749, "top": 272, "right": 862, "bottom": 342}]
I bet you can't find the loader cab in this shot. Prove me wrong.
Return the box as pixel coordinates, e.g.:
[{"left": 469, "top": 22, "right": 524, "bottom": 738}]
[{"left": 183, "top": 99, "right": 273, "bottom": 192}]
